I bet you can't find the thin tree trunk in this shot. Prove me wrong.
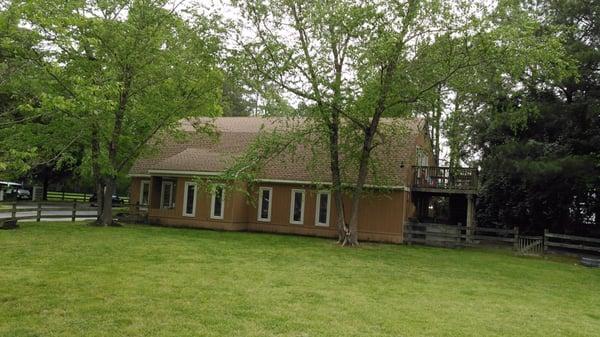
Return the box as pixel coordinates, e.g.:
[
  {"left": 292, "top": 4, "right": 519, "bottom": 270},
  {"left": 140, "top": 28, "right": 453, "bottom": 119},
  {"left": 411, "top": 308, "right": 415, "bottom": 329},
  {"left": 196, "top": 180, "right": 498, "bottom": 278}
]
[
  {"left": 433, "top": 85, "right": 442, "bottom": 165},
  {"left": 42, "top": 172, "right": 49, "bottom": 201},
  {"left": 448, "top": 93, "right": 461, "bottom": 168}
]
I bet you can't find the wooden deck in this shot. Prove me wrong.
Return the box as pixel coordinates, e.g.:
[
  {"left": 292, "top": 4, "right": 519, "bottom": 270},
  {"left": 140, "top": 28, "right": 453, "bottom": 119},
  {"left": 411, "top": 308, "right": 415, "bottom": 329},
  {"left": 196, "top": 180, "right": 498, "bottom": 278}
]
[{"left": 412, "top": 166, "right": 478, "bottom": 194}]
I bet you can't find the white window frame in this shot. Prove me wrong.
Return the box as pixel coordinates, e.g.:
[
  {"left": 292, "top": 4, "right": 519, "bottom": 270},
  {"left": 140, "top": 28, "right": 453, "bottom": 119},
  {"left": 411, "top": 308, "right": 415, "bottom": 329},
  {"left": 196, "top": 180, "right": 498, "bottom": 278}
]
[
  {"left": 139, "top": 180, "right": 150, "bottom": 208},
  {"left": 210, "top": 184, "right": 226, "bottom": 220},
  {"left": 289, "top": 189, "right": 305, "bottom": 225},
  {"left": 315, "top": 190, "right": 331, "bottom": 227},
  {"left": 182, "top": 181, "right": 197, "bottom": 217},
  {"left": 160, "top": 180, "right": 174, "bottom": 209},
  {"left": 257, "top": 187, "right": 273, "bottom": 222}
]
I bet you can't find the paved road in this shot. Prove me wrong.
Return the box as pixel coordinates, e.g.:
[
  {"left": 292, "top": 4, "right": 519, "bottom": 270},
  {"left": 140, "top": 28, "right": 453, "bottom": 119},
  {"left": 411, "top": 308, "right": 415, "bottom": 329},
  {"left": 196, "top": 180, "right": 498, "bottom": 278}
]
[{"left": 0, "top": 204, "right": 98, "bottom": 222}]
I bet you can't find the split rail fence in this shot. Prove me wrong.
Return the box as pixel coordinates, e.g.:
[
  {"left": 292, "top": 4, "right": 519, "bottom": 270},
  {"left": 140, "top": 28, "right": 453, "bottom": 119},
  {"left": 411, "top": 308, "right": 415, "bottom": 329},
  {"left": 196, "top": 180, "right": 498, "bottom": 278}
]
[
  {"left": 405, "top": 222, "right": 600, "bottom": 256},
  {"left": 0, "top": 201, "right": 99, "bottom": 222}
]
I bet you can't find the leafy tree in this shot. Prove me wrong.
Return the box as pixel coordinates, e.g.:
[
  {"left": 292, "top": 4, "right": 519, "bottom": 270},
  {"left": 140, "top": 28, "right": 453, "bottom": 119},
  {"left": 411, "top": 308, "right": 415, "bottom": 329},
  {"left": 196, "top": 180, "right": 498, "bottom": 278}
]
[
  {"left": 221, "top": 66, "right": 257, "bottom": 116},
  {"left": 232, "top": 0, "right": 570, "bottom": 245},
  {"left": 471, "top": 0, "right": 600, "bottom": 234},
  {"left": 6, "top": 0, "right": 222, "bottom": 224},
  {"left": 0, "top": 3, "right": 41, "bottom": 176}
]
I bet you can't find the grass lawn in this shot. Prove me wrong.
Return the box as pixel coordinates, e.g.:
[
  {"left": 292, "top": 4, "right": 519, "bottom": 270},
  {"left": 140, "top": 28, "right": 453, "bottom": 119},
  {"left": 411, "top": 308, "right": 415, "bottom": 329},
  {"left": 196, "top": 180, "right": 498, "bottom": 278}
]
[{"left": 1, "top": 223, "right": 599, "bottom": 337}]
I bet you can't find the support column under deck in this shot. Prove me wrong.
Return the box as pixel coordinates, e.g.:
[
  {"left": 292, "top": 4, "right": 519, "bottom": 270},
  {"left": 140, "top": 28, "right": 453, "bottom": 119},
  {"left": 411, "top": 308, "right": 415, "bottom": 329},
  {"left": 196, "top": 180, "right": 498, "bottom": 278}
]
[{"left": 466, "top": 194, "right": 475, "bottom": 242}]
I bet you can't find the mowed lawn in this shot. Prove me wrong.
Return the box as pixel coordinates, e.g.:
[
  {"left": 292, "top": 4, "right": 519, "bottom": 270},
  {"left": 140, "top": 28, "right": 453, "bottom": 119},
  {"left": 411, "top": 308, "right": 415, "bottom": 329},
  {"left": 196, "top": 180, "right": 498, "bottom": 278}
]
[{"left": 1, "top": 223, "right": 599, "bottom": 337}]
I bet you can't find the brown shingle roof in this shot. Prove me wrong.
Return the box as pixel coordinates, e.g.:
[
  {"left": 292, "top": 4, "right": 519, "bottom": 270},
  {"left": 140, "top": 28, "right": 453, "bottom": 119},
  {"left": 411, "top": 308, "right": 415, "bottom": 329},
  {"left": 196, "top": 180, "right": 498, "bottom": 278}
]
[{"left": 129, "top": 117, "right": 424, "bottom": 186}]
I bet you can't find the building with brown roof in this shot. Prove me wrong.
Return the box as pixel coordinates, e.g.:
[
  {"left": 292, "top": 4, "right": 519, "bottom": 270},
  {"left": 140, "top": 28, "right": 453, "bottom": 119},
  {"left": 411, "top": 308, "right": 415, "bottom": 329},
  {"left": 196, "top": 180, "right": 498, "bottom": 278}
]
[{"left": 128, "top": 117, "right": 477, "bottom": 243}]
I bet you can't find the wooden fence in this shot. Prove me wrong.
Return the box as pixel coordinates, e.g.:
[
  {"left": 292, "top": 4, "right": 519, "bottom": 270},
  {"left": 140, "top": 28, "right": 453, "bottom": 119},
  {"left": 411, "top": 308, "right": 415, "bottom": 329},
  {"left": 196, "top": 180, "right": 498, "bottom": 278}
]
[
  {"left": 404, "top": 222, "right": 519, "bottom": 248},
  {"left": 517, "top": 235, "right": 544, "bottom": 256},
  {"left": 405, "top": 222, "right": 600, "bottom": 257},
  {"left": 46, "top": 191, "right": 129, "bottom": 203},
  {"left": 544, "top": 230, "right": 600, "bottom": 255},
  {"left": 1, "top": 202, "right": 99, "bottom": 222}
]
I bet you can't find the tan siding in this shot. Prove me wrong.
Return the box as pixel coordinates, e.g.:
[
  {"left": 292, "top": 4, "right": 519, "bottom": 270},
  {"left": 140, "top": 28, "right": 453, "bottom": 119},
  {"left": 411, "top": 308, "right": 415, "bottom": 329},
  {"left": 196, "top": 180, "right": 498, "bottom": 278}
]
[
  {"left": 132, "top": 178, "right": 408, "bottom": 243},
  {"left": 246, "top": 183, "right": 405, "bottom": 243},
  {"left": 129, "top": 178, "right": 142, "bottom": 208}
]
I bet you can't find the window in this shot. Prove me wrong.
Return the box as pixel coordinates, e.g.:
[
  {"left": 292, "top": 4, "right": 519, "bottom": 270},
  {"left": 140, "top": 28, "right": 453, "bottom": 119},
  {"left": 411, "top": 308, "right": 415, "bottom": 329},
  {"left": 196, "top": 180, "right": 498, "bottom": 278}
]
[
  {"left": 182, "top": 181, "right": 197, "bottom": 217},
  {"left": 160, "top": 181, "right": 174, "bottom": 209},
  {"left": 315, "top": 190, "right": 331, "bottom": 227},
  {"left": 139, "top": 180, "right": 150, "bottom": 208},
  {"left": 257, "top": 187, "right": 272, "bottom": 222},
  {"left": 210, "top": 185, "right": 225, "bottom": 219},
  {"left": 416, "top": 147, "right": 429, "bottom": 166},
  {"left": 289, "top": 189, "right": 305, "bottom": 225}
]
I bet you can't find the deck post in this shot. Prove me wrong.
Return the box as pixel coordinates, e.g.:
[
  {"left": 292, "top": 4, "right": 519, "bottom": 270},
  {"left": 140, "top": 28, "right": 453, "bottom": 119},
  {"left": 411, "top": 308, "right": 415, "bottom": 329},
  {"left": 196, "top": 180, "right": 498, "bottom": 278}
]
[
  {"left": 36, "top": 202, "right": 42, "bottom": 222},
  {"left": 466, "top": 194, "right": 475, "bottom": 243},
  {"left": 11, "top": 203, "right": 17, "bottom": 220}
]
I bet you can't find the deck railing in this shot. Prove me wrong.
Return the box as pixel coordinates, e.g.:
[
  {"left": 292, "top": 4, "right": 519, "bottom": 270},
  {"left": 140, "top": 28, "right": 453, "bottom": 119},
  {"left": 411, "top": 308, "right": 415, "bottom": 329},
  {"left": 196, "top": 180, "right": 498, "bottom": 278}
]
[{"left": 412, "top": 166, "right": 478, "bottom": 191}]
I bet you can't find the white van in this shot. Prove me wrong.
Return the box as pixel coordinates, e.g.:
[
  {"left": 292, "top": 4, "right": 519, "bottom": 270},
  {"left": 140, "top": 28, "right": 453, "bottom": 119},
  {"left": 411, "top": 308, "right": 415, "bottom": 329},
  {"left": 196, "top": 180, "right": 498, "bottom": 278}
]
[{"left": 0, "top": 181, "right": 22, "bottom": 201}]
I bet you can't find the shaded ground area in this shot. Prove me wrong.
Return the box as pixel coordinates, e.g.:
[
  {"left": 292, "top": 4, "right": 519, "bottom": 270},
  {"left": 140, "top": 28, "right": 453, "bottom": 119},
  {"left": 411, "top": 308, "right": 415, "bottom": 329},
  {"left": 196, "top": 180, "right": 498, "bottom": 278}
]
[{"left": 1, "top": 222, "right": 599, "bottom": 337}]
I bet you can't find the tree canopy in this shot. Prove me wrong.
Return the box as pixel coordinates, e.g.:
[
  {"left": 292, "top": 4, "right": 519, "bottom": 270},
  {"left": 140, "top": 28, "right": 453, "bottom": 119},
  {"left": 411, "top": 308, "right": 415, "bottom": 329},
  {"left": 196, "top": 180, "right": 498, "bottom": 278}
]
[
  {"left": 1, "top": 0, "right": 223, "bottom": 224},
  {"left": 229, "top": 0, "right": 572, "bottom": 244}
]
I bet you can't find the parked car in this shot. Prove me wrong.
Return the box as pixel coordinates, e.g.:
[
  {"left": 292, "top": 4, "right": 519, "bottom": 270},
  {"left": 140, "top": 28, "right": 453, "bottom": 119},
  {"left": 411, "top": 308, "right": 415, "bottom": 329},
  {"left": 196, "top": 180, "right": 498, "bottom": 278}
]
[
  {"left": 89, "top": 193, "right": 125, "bottom": 207},
  {"left": 3, "top": 187, "right": 31, "bottom": 201},
  {"left": 15, "top": 188, "right": 31, "bottom": 200}
]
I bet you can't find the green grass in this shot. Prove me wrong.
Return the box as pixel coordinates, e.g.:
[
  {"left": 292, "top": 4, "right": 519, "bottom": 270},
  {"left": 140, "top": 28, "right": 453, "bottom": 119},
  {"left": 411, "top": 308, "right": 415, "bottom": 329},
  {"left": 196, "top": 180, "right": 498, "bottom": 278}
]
[{"left": 1, "top": 223, "right": 599, "bottom": 337}]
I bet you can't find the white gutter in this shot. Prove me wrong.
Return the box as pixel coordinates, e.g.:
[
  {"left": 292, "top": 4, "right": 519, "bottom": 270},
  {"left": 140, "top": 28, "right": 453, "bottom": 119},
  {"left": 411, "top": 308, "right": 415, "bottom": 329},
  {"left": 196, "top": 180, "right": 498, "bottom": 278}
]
[
  {"left": 147, "top": 169, "right": 221, "bottom": 177},
  {"left": 255, "top": 178, "right": 408, "bottom": 191},
  {"left": 127, "top": 174, "right": 151, "bottom": 178},
  {"left": 132, "top": 171, "right": 407, "bottom": 190}
]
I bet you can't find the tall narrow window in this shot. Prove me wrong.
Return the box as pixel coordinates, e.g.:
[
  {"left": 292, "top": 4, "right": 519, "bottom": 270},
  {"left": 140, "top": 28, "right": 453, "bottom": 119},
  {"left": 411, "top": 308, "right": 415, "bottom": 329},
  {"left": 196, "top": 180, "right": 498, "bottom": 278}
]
[
  {"left": 257, "top": 187, "right": 272, "bottom": 222},
  {"left": 289, "top": 189, "right": 305, "bottom": 225},
  {"left": 416, "top": 148, "right": 429, "bottom": 166},
  {"left": 315, "top": 190, "right": 331, "bottom": 226},
  {"left": 139, "top": 180, "right": 150, "bottom": 208},
  {"left": 160, "top": 181, "right": 174, "bottom": 209},
  {"left": 182, "top": 181, "right": 197, "bottom": 217},
  {"left": 211, "top": 185, "right": 225, "bottom": 219}
]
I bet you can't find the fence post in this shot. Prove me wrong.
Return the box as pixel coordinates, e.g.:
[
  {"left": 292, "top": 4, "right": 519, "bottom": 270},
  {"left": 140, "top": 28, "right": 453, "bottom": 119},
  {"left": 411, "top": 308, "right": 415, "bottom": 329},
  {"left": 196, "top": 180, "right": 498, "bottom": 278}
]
[
  {"left": 543, "top": 228, "right": 548, "bottom": 253},
  {"left": 513, "top": 226, "right": 519, "bottom": 251},
  {"left": 71, "top": 200, "right": 77, "bottom": 222},
  {"left": 36, "top": 202, "right": 42, "bottom": 222},
  {"left": 11, "top": 203, "right": 16, "bottom": 220}
]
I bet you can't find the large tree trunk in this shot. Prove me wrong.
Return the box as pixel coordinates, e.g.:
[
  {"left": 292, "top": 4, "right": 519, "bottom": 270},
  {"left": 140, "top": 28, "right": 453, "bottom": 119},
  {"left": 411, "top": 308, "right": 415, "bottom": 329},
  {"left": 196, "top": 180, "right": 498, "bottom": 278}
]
[
  {"left": 94, "top": 65, "right": 131, "bottom": 226},
  {"left": 98, "top": 177, "right": 114, "bottom": 226},
  {"left": 344, "top": 127, "right": 376, "bottom": 246},
  {"left": 328, "top": 113, "right": 347, "bottom": 242},
  {"left": 342, "top": 60, "right": 396, "bottom": 246},
  {"left": 90, "top": 125, "right": 104, "bottom": 224}
]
